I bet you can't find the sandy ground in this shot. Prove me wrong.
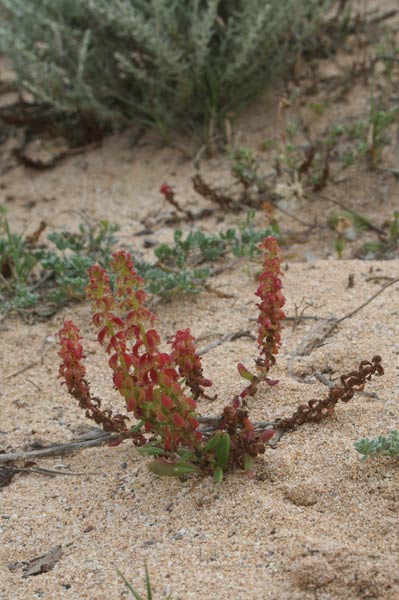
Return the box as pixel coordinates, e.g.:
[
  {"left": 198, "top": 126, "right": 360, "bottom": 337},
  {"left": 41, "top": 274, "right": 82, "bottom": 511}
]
[
  {"left": 1, "top": 257, "right": 399, "bottom": 600},
  {"left": 1, "top": 3, "right": 399, "bottom": 599}
]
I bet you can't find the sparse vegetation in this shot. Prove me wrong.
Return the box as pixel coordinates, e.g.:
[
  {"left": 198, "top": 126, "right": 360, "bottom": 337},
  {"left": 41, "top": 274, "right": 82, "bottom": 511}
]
[
  {"left": 0, "top": 211, "right": 119, "bottom": 314},
  {"left": 360, "top": 211, "right": 399, "bottom": 258},
  {"left": 0, "top": 209, "right": 276, "bottom": 316}
]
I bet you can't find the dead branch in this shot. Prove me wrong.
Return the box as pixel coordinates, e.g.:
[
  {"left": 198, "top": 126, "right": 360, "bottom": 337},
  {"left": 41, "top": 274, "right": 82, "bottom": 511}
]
[
  {"left": 198, "top": 330, "right": 255, "bottom": 355},
  {"left": 0, "top": 431, "right": 118, "bottom": 463},
  {"left": 288, "top": 277, "right": 399, "bottom": 381}
]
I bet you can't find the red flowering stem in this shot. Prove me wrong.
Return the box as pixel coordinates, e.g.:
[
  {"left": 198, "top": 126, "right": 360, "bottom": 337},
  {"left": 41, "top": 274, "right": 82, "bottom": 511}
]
[
  {"left": 85, "top": 250, "right": 201, "bottom": 452},
  {"left": 160, "top": 183, "right": 191, "bottom": 217},
  {"left": 58, "top": 320, "right": 137, "bottom": 439},
  {"left": 236, "top": 236, "right": 285, "bottom": 404},
  {"left": 256, "top": 236, "right": 285, "bottom": 374},
  {"left": 169, "top": 329, "right": 213, "bottom": 400}
]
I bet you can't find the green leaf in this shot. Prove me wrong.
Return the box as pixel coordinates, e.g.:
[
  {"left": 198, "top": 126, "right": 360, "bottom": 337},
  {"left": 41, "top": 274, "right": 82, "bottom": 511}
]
[
  {"left": 354, "top": 430, "right": 399, "bottom": 460},
  {"left": 215, "top": 432, "right": 230, "bottom": 470},
  {"left": 148, "top": 460, "right": 201, "bottom": 477},
  {"left": 213, "top": 466, "right": 223, "bottom": 483},
  {"left": 244, "top": 454, "right": 255, "bottom": 473},
  {"left": 177, "top": 448, "right": 194, "bottom": 461},
  {"left": 362, "top": 242, "right": 382, "bottom": 254},
  {"left": 117, "top": 569, "right": 145, "bottom": 600},
  {"left": 237, "top": 362, "right": 255, "bottom": 381},
  {"left": 144, "top": 561, "right": 153, "bottom": 600},
  {"left": 137, "top": 445, "right": 165, "bottom": 456},
  {"left": 130, "top": 420, "right": 144, "bottom": 433},
  {"left": 204, "top": 431, "right": 222, "bottom": 452},
  {"left": 117, "top": 561, "right": 155, "bottom": 600},
  {"left": 389, "top": 213, "right": 399, "bottom": 242},
  {"left": 335, "top": 237, "right": 345, "bottom": 258}
]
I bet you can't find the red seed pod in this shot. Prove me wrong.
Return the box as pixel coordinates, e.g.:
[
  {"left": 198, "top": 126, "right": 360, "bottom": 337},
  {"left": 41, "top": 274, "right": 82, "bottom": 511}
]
[
  {"left": 260, "top": 429, "right": 275, "bottom": 442},
  {"left": 161, "top": 394, "right": 175, "bottom": 409},
  {"left": 172, "top": 413, "right": 187, "bottom": 429}
]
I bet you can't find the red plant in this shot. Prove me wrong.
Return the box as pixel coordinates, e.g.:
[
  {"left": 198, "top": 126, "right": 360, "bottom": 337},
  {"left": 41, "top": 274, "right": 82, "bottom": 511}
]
[
  {"left": 169, "top": 329, "right": 213, "bottom": 400},
  {"left": 236, "top": 236, "right": 285, "bottom": 405},
  {"left": 85, "top": 250, "right": 201, "bottom": 452},
  {"left": 57, "top": 238, "right": 383, "bottom": 481},
  {"left": 58, "top": 320, "right": 140, "bottom": 441}
]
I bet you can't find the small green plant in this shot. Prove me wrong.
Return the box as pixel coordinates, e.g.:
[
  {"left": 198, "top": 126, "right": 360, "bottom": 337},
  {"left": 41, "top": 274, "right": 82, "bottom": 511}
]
[
  {"left": 231, "top": 148, "right": 261, "bottom": 189},
  {"left": 355, "top": 430, "right": 399, "bottom": 461},
  {"left": 259, "top": 139, "right": 277, "bottom": 152},
  {"left": 0, "top": 208, "right": 42, "bottom": 309},
  {"left": 328, "top": 210, "right": 371, "bottom": 238},
  {"left": 310, "top": 101, "right": 327, "bottom": 117},
  {"left": 35, "top": 220, "right": 120, "bottom": 303},
  {"left": 0, "top": 211, "right": 120, "bottom": 314},
  {"left": 118, "top": 562, "right": 171, "bottom": 600},
  {"left": 156, "top": 211, "right": 277, "bottom": 263},
  {"left": 0, "top": 208, "right": 37, "bottom": 287},
  {"left": 57, "top": 237, "right": 384, "bottom": 481},
  {"left": 367, "top": 104, "right": 399, "bottom": 167},
  {"left": 138, "top": 211, "right": 277, "bottom": 298},
  {"left": 360, "top": 211, "right": 399, "bottom": 258},
  {"left": 0, "top": 209, "right": 278, "bottom": 314},
  {"left": 323, "top": 101, "right": 399, "bottom": 168}
]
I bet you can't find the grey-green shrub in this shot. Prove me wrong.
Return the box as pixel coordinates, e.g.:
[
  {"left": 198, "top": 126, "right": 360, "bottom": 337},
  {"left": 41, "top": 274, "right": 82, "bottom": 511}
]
[
  {"left": 355, "top": 431, "right": 399, "bottom": 461},
  {"left": 0, "top": 0, "right": 330, "bottom": 133}
]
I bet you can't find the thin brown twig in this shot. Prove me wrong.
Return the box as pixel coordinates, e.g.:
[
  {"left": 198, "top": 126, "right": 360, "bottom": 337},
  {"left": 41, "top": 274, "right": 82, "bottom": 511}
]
[
  {"left": 0, "top": 419, "right": 277, "bottom": 463},
  {"left": 250, "top": 314, "right": 321, "bottom": 324},
  {"left": 335, "top": 277, "right": 399, "bottom": 324},
  {"left": 198, "top": 330, "right": 255, "bottom": 355},
  {"left": 28, "top": 270, "right": 54, "bottom": 293},
  {"left": 365, "top": 275, "right": 395, "bottom": 283},
  {"left": 5, "top": 361, "right": 39, "bottom": 379},
  {"left": 369, "top": 9, "right": 398, "bottom": 25},
  {"left": 3, "top": 465, "right": 98, "bottom": 477},
  {"left": 204, "top": 284, "right": 236, "bottom": 299},
  {"left": 272, "top": 204, "right": 317, "bottom": 228},
  {"left": 0, "top": 432, "right": 119, "bottom": 462},
  {"left": 211, "top": 259, "right": 241, "bottom": 276},
  {"left": 284, "top": 315, "right": 320, "bottom": 323},
  {"left": 288, "top": 277, "right": 399, "bottom": 382}
]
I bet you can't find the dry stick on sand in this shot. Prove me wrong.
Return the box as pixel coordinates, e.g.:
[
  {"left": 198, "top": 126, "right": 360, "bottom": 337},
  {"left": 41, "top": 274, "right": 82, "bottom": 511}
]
[
  {"left": 0, "top": 465, "right": 98, "bottom": 483},
  {"left": 0, "top": 418, "right": 278, "bottom": 464},
  {"left": 288, "top": 277, "right": 399, "bottom": 381},
  {"left": 198, "top": 329, "right": 255, "bottom": 355},
  {"left": 0, "top": 432, "right": 120, "bottom": 463}
]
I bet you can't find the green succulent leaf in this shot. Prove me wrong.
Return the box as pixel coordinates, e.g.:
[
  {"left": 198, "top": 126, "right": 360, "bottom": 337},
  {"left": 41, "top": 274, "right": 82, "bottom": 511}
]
[
  {"left": 215, "top": 432, "right": 230, "bottom": 470},
  {"left": 213, "top": 466, "right": 224, "bottom": 483},
  {"left": 137, "top": 445, "right": 165, "bottom": 456},
  {"left": 148, "top": 460, "right": 201, "bottom": 477},
  {"left": 243, "top": 454, "right": 255, "bottom": 473},
  {"left": 177, "top": 448, "right": 194, "bottom": 461},
  {"left": 204, "top": 431, "right": 222, "bottom": 452}
]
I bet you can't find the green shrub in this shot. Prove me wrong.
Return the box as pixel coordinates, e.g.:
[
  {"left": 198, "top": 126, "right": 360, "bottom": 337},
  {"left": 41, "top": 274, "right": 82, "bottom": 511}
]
[
  {"left": 0, "top": 0, "right": 329, "bottom": 134},
  {"left": 0, "top": 208, "right": 276, "bottom": 315},
  {"left": 355, "top": 431, "right": 399, "bottom": 461}
]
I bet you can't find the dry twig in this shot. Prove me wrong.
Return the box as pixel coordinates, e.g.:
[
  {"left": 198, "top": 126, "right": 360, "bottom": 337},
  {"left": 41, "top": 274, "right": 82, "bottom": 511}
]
[{"left": 288, "top": 277, "right": 399, "bottom": 381}]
